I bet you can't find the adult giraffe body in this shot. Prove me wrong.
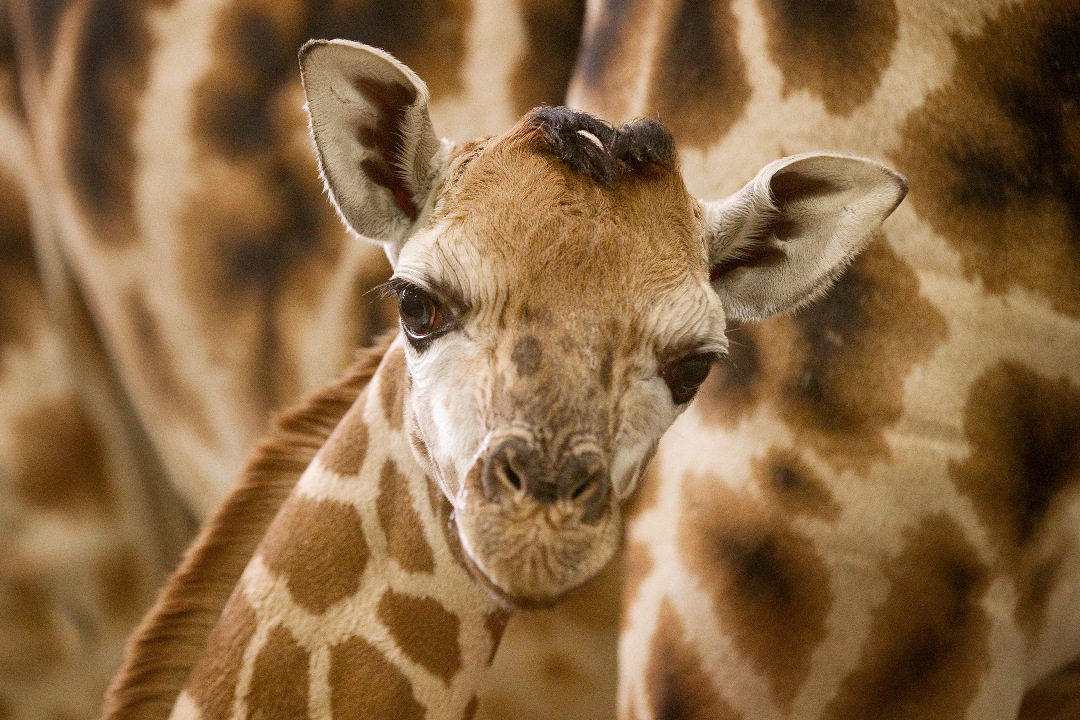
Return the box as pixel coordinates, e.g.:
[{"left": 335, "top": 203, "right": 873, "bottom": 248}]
[{"left": 568, "top": 0, "right": 1080, "bottom": 717}]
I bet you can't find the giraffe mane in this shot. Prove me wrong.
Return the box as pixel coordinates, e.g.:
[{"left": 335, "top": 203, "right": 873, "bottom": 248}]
[{"left": 100, "top": 330, "right": 398, "bottom": 720}]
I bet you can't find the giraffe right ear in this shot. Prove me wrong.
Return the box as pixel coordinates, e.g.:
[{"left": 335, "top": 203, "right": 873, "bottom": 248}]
[{"left": 300, "top": 39, "right": 449, "bottom": 261}]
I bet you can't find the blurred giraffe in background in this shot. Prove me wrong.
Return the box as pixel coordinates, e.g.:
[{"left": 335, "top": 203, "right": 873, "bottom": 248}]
[
  {"left": 0, "top": 1, "right": 588, "bottom": 717},
  {"left": 567, "top": 0, "right": 1080, "bottom": 717}
]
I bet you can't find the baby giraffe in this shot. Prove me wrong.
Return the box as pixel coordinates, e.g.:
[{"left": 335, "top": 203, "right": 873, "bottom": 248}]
[{"left": 103, "top": 40, "right": 906, "bottom": 720}]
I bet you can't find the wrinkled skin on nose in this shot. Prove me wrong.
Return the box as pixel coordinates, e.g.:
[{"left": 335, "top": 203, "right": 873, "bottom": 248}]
[{"left": 481, "top": 435, "right": 609, "bottom": 522}]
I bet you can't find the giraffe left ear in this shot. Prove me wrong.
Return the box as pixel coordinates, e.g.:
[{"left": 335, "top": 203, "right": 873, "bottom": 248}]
[
  {"left": 702, "top": 153, "right": 907, "bottom": 321},
  {"left": 300, "top": 39, "right": 449, "bottom": 262}
]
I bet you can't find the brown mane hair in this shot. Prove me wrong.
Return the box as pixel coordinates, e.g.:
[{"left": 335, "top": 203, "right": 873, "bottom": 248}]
[{"left": 101, "top": 331, "right": 398, "bottom": 720}]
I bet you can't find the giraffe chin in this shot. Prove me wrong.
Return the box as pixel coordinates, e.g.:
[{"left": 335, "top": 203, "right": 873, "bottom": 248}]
[{"left": 454, "top": 488, "right": 622, "bottom": 607}]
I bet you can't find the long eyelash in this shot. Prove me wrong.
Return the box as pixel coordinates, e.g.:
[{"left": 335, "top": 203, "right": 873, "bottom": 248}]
[{"left": 373, "top": 276, "right": 412, "bottom": 299}]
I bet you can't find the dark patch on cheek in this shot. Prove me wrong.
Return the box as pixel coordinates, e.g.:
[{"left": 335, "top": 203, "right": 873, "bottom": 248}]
[
  {"left": 679, "top": 474, "right": 831, "bottom": 709},
  {"left": 950, "top": 362, "right": 1080, "bottom": 549},
  {"left": 757, "top": 0, "right": 899, "bottom": 116},
  {"left": 511, "top": 335, "right": 543, "bottom": 377},
  {"left": 510, "top": 0, "right": 586, "bottom": 117},
  {"left": 895, "top": 0, "right": 1080, "bottom": 316},
  {"left": 823, "top": 515, "right": 991, "bottom": 719},
  {"left": 646, "top": 0, "right": 751, "bottom": 148},
  {"left": 645, "top": 599, "right": 742, "bottom": 720}
]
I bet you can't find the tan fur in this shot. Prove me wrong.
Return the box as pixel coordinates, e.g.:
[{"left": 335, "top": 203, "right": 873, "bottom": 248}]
[{"left": 101, "top": 331, "right": 395, "bottom": 720}]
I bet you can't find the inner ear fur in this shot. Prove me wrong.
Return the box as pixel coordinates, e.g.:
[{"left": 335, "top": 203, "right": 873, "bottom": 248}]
[
  {"left": 703, "top": 153, "right": 907, "bottom": 321},
  {"left": 300, "top": 39, "right": 447, "bottom": 258}
]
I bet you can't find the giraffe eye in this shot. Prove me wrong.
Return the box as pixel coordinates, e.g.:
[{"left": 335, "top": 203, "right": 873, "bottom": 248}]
[
  {"left": 397, "top": 282, "right": 451, "bottom": 345},
  {"left": 397, "top": 284, "right": 449, "bottom": 340},
  {"left": 662, "top": 352, "right": 718, "bottom": 405}
]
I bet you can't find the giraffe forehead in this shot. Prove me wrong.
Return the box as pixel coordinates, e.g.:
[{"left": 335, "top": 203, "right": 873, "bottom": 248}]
[
  {"left": 411, "top": 163, "right": 708, "bottom": 332},
  {"left": 436, "top": 130, "right": 706, "bottom": 283}
]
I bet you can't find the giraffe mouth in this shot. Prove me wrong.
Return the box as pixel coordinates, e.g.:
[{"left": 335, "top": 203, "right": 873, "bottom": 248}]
[{"left": 453, "top": 478, "right": 622, "bottom": 605}]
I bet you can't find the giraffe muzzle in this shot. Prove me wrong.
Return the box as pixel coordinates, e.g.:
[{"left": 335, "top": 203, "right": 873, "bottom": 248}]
[{"left": 480, "top": 436, "right": 609, "bottom": 522}]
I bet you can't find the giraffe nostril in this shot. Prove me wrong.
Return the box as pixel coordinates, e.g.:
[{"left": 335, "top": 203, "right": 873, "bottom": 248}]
[
  {"left": 569, "top": 477, "right": 593, "bottom": 501},
  {"left": 503, "top": 466, "right": 522, "bottom": 491}
]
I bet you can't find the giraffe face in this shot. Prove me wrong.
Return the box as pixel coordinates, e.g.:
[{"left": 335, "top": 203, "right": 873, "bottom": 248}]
[
  {"left": 389, "top": 125, "right": 723, "bottom": 602},
  {"left": 301, "top": 39, "right": 907, "bottom": 603}
]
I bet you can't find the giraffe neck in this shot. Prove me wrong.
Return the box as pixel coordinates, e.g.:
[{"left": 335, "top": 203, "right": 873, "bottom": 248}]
[{"left": 108, "top": 335, "right": 508, "bottom": 720}]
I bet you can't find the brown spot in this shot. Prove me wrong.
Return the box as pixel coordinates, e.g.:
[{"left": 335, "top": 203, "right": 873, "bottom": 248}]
[
  {"left": 753, "top": 448, "right": 840, "bottom": 520},
  {"left": 0, "top": 7, "right": 24, "bottom": 124},
  {"left": 377, "top": 590, "right": 462, "bottom": 682},
  {"left": 330, "top": 635, "right": 425, "bottom": 720},
  {"left": 680, "top": 473, "right": 831, "bottom": 709},
  {"left": 621, "top": 540, "right": 655, "bottom": 627},
  {"left": 14, "top": 396, "right": 114, "bottom": 515},
  {"left": 319, "top": 405, "right": 370, "bottom": 476},
  {"left": 1019, "top": 656, "right": 1080, "bottom": 720},
  {"left": 19, "top": 0, "right": 76, "bottom": 71},
  {"left": 511, "top": 335, "right": 543, "bottom": 377},
  {"left": 379, "top": 346, "right": 406, "bottom": 430},
  {"left": 64, "top": 0, "right": 173, "bottom": 244},
  {"left": 0, "top": 170, "right": 41, "bottom": 353},
  {"left": 101, "top": 347, "right": 389, "bottom": 720},
  {"left": 697, "top": 240, "right": 948, "bottom": 474},
  {"left": 951, "top": 363, "right": 1080, "bottom": 548},
  {"left": 125, "top": 289, "right": 214, "bottom": 441},
  {"left": 824, "top": 515, "right": 991, "bottom": 719},
  {"left": 0, "top": 572, "right": 66, "bottom": 679},
  {"left": 1016, "top": 553, "right": 1065, "bottom": 634},
  {"left": 97, "top": 545, "right": 147, "bottom": 620},
  {"left": 895, "top": 0, "right": 1080, "bottom": 316},
  {"left": 246, "top": 624, "right": 309, "bottom": 718},
  {"left": 378, "top": 460, "right": 435, "bottom": 574},
  {"left": 757, "top": 0, "right": 898, "bottom": 115},
  {"left": 645, "top": 599, "right": 742, "bottom": 720},
  {"left": 183, "top": 0, "right": 427, "bottom": 420},
  {"left": 462, "top": 696, "right": 479, "bottom": 720},
  {"left": 576, "top": 0, "right": 653, "bottom": 121},
  {"left": 188, "top": 594, "right": 258, "bottom": 719},
  {"left": 510, "top": 0, "right": 587, "bottom": 117},
  {"left": 646, "top": 0, "right": 751, "bottom": 148},
  {"left": 260, "top": 495, "right": 369, "bottom": 614}
]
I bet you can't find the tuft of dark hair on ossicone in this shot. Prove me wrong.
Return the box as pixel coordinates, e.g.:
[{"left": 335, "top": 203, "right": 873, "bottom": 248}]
[{"left": 526, "top": 106, "right": 676, "bottom": 186}]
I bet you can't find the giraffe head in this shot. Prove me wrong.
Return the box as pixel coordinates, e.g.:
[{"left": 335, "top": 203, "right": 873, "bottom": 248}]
[{"left": 300, "top": 40, "right": 906, "bottom": 604}]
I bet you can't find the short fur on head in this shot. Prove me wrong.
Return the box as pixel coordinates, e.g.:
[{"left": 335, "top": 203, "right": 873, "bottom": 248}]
[{"left": 300, "top": 39, "right": 907, "bottom": 603}]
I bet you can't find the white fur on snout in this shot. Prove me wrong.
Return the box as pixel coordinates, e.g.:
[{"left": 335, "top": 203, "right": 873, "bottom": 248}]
[{"left": 406, "top": 334, "right": 492, "bottom": 506}]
